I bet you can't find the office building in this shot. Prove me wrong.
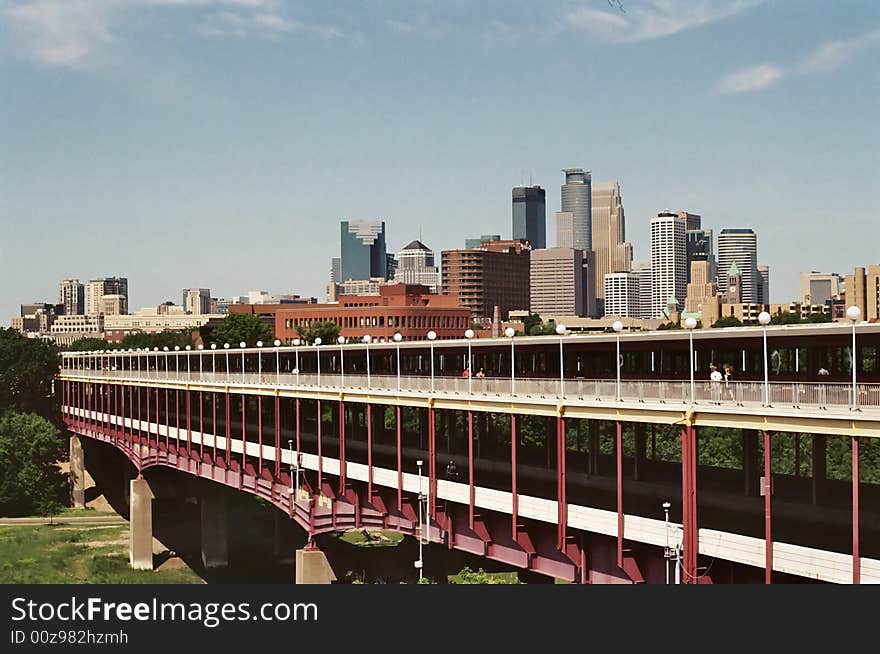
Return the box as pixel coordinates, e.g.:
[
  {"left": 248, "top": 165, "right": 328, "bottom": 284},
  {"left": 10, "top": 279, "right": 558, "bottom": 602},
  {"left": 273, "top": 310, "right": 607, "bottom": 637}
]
[
  {"left": 632, "top": 261, "right": 653, "bottom": 320},
  {"left": 512, "top": 185, "right": 546, "bottom": 249},
  {"left": 464, "top": 235, "right": 501, "bottom": 250},
  {"left": 394, "top": 240, "right": 441, "bottom": 293},
  {"left": 58, "top": 279, "right": 85, "bottom": 316},
  {"left": 441, "top": 240, "right": 530, "bottom": 321},
  {"left": 591, "top": 181, "right": 632, "bottom": 312},
  {"left": 603, "top": 272, "right": 641, "bottom": 318},
  {"left": 757, "top": 265, "right": 770, "bottom": 304},
  {"left": 845, "top": 265, "right": 880, "bottom": 322},
  {"left": 683, "top": 213, "right": 713, "bottom": 283},
  {"left": 800, "top": 271, "right": 844, "bottom": 306},
  {"left": 650, "top": 212, "right": 687, "bottom": 318},
  {"left": 560, "top": 168, "right": 591, "bottom": 251},
  {"left": 685, "top": 258, "right": 720, "bottom": 323},
  {"left": 103, "top": 308, "right": 225, "bottom": 343},
  {"left": 717, "top": 229, "right": 758, "bottom": 303},
  {"left": 86, "top": 277, "right": 128, "bottom": 316},
  {"left": 99, "top": 294, "right": 127, "bottom": 316},
  {"left": 50, "top": 314, "right": 104, "bottom": 347},
  {"left": 530, "top": 248, "right": 584, "bottom": 317},
  {"left": 340, "top": 220, "right": 387, "bottom": 282},
  {"left": 183, "top": 288, "right": 212, "bottom": 315}
]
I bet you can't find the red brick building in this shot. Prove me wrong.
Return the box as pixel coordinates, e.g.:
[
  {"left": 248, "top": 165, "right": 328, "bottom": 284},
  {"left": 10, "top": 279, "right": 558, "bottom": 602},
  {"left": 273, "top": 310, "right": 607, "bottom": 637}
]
[{"left": 230, "top": 284, "right": 471, "bottom": 342}]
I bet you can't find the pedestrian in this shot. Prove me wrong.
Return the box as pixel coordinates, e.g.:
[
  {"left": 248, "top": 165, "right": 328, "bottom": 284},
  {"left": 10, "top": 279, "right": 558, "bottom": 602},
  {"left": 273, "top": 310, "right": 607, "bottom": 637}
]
[
  {"left": 476, "top": 367, "right": 485, "bottom": 378},
  {"left": 723, "top": 364, "right": 736, "bottom": 401},
  {"left": 461, "top": 368, "right": 470, "bottom": 378},
  {"left": 445, "top": 460, "right": 458, "bottom": 480},
  {"left": 710, "top": 364, "right": 722, "bottom": 403}
]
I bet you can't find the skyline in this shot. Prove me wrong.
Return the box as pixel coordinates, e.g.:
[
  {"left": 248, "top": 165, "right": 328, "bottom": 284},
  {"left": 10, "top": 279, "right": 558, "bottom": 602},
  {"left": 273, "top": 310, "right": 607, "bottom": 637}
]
[{"left": 2, "top": 1, "right": 879, "bottom": 319}]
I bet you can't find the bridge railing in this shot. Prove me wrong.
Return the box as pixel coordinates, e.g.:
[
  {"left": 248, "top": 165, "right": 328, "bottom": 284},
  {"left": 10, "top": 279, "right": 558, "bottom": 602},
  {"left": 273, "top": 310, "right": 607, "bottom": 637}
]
[{"left": 64, "top": 368, "right": 880, "bottom": 412}]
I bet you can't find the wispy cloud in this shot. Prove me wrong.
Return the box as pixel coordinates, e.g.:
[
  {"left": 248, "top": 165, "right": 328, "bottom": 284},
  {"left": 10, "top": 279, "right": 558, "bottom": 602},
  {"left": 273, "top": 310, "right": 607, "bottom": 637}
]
[
  {"left": 199, "top": 9, "right": 340, "bottom": 40},
  {"left": 385, "top": 15, "right": 447, "bottom": 38},
  {"left": 717, "top": 28, "right": 880, "bottom": 93},
  {"left": 563, "top": 0, "right": 763, "bottom": 44}
]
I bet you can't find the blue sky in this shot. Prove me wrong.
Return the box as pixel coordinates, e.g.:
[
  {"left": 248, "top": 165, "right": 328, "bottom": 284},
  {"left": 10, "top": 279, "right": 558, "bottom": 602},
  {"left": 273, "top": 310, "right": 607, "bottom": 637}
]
[{"left": 1, "top": 0, "right": 878, "bottom": 320}]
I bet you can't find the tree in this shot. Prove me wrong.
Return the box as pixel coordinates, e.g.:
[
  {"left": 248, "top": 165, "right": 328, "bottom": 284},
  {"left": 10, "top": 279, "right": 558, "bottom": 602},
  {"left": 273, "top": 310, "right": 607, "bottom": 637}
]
[
  {"left": 118, "top": 330, "right": 195, "bottom": 351},
  {"left": 521, "top": 313, "right": 542, "bottom": 335},
  {"left": 657, "top": 321, "right": 682, "bottom": 330},
  {"left": 770, "top": 312, "right": 801, "bottom": 325},
  {"left": 204, "top": 313, "right": 273, "bottom": 347},
  {"left": 0, "top": 328, "right": 60, "bottom": 416},
  {"left": 296, "top": 321, "right": 340, "bottom": 345},
  {"left": 0, "top": 412, "right": 67, "bottom": 517},
  {"left": 67, "top": 337, "right": 111, "bottom": 352},
  {"left": 711, "top": 316, "right": 743, "bottom": 328}
]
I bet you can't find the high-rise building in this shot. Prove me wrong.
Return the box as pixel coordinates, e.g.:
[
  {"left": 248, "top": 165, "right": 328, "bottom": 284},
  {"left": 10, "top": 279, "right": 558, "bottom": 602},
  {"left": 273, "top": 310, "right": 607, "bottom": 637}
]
[
  {"left": 757, "top": 265, "right": 770, "bottom": 304},
  {"left": 58, "top": 279, "right": 85, "bottom": 316},
  {"left": 685, "top": 258, "right": 720, "bottom": 322},
  {"left": 529, "top": 248, "right": 584, "bottom": 317},
  {"left": 394, "top": 240, "right": 441, "bottom": 293},
  {"left": 726, "top": 262, "right": 743, "bottom": 305},
  {"left": 512, "top": 185, "right": 546, "bottom": 249},
  {"left": 560, "top": 168, "right": 592, "bottom": 251},
  {"left": 800, "top": 271, "right": 844, "bottom": 306},
  {"left": 717, "top": 229, "right": 758, "bottom": 303},
  {"left": 183, "top": 288, "right": 211, "bottom": 315},
  {"left": 632, "top": 261, "right": 653, "bottom": 319},
  {"left": 555, "top": 212, "right": 574, "bottom": 249},
  {"left": 340, "top": 220, "right": 387, "bottom": 282},
  {"left": 464, "top": 235, "right": 501, "bottom": 250},
  {"left": 86, "top": 277, "right": 128, "bottom": 316},
  {"left": 441, "top": 240, "right": 530, "bottom": 321},
  {"left": 591, "top": 181, "right": 632, "bottom": 312},
  {"left": 98, "top": 294, "right": 127, "bottom": 316},
  {"left": 330, "top": 258, "right": 341, "bottom": 283},
  {"left": 683, "top": 212, "right": 713, "bottom": 284},
  {"left": 603, "top": 272, "right": 640, "bottom": 318},
  {"left": 385, "top": 253, "right": 397, "bottom": 282},
  {"left": 650, "top": 212, "right": 687, "bottom": 319},
  {"left": 844, "top": 265, "right": 880, "bottom": 322}
]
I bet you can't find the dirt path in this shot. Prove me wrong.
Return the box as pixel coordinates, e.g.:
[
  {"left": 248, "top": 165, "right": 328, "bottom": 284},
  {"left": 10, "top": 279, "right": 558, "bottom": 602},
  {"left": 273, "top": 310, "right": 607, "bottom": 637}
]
[{"left": 0, "top": 515, "right": 126, "bottom": 527}]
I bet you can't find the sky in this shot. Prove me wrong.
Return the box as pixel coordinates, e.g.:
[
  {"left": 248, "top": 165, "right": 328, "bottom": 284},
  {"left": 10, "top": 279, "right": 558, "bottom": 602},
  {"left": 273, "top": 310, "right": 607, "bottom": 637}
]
[{"left": 1, "top": 0, "right": 878, "bottom": 320}]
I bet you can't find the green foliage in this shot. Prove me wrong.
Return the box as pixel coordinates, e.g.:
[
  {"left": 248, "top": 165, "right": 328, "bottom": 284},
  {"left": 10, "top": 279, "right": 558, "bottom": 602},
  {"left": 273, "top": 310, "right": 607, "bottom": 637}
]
[
  {"left": 805, "top": 313, "right": 832, "bottom": 324},
  {"left": 118, "top": 331, "right": 195, "bottom": 350},
  {"left": 0, "top": 328, "right": 60, "bottom": 416},
  {"left": 66, "top": 337, "right": 110, "bottom": 352},
  {"left": 0, "top": 412, "right": 67, "bottom": 517},
  {"left": 711, "top": 316, "right": 743, "bottom": 328},
  {"left": 658, "top": 321, "right": 682, "bottom": 330},
  {"left": 296, "top": 321, "right": 339, "bottom": 345},
  {"left": 521, "top": 313, "right": 542, "bottom": 335},
  {"left": 452, "top": 566, "right": 521, "bottom": 584},
  {"left": 205, "top": 313, "right": 273, "bottom": 347}
]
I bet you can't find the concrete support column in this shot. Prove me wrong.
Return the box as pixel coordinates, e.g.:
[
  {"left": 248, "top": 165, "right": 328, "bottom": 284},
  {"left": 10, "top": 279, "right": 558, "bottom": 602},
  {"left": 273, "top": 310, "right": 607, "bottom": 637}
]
[
  {"left": 812, "top": 434, "right": 827, "bottom": 506},
  {"left": 129, "top": 477, "right": 154, "bottom": 570},
  {"left": 200, "top": 493, "right": 229, "bottom": 569},
  {"left": 295, "top": 548, "right": 337, "bottom": 584},
  {"left": 69, "top": 434, "right": 85, "bottom": 509}
]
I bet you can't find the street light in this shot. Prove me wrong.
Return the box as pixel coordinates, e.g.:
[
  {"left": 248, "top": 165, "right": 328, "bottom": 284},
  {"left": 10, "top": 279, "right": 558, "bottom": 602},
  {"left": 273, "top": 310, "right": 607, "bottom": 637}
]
[
  {"left": 464, "top": 328, "right": 474, "bottom": 394},
  {"left": 163, "top": 346, "right": 169, "bottom": 375},
  {"left": 256, "top": 340, "right": 263, "bottom": 380},
  {"left": 758, "top": 311, "right": 771, "bottom": 406},
  {"left": 555, "top": 323, "right": 566, "bottom": 398},
  {"left": 223, "top": 342, "right": 230, "bottom": 378},
  {"left": 416, "top": 458, "right": 425, "bottom": 581},
  {"left": 288, "top": 438, "right": 299, "bottom": 505},
  {"left": 337, "top": 335, "right": 346, "bottom": 387},
  {"left": 185, "top": 345, "right": 192, "bottom": 380},
  {"left": 505, "top": 327, "right": 515, "bottom": 396},
  {"left": 210, "top": 343, "right": 216, "bottom": 376},
  {"left": 393, "top": 332, "right": 403, "bottom": 392},
  {"left": 314, "top": 337, "right": 322, "bottom": 386},
  {"left": 293, "top": 338, "right": 301, "bottom": 384},
  {"left": 847, "top": 305, "right": 861, "bottom": 410},
  {"left": 239, "top": 341, "right": 247, "bottom": 380},
  {"left": 427, "top": 331, "right": 436, "bottom": 393},
  {"left": 174, "top": 345, "right": 180, "bottom": 377},
  {"left": 612, "top": 320, "right": 624, "bottom": 401},
  {"left": 685, "top": 317, "right": 697, "bottom": 403},
  {"left": 274, "top": 339, "right": 281, "bottom": 382},
  {"left": 363, "top": 335, "right": 372, "bottom": 387},
  {"left": 662, "top": 501, "right": 673, "bottom": 585}
]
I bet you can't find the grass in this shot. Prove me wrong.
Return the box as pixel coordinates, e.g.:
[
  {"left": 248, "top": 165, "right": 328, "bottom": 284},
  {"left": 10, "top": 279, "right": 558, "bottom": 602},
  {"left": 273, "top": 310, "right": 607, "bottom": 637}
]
[
  {"left": 336, "top": 529, "right": 404, "bottom": 547},
  {"left": 58, "top": 507, "right": 120, "bottom": 518},
  {"left": 0, "top": 525, "right": 203, "bottom": 584}
]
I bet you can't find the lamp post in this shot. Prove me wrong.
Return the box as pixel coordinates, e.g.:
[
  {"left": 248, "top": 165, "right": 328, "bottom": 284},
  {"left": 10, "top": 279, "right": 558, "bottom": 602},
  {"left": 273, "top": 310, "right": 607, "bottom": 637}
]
[
  {"left": 663, "top": 501, "right": 671, "bottom": 585},
  {"left": 847, "top": 305, "right": 861, "bottom": 410},
  {"left": 465, "top": 328, "right": 474, "bottom": 394},
  {"left": 427, "top": 331, "right": 436, "bottom": 393},
  {"left": 416, "top": 458, "right": 424, "bottom": 581},
  {"left": 196, "top": 344, "right": 203, "bottom": 379},
  {"left": 555, "top": 323, "right": 566, "bottom": 398},
  {"left": 153, "top": 347, "right": 159, "bottom": 375},
  {"left": 393, "top": 332, "right": 403, "bottom": 392},
  {"left": 174, "top": 345, "right": 180, "bottom": 377},
  {"left": 363, "top": 335, "right": 372, "bottom": 387},
  {"left": 758, "top": 311, "right": 771, "bottom": 406},
  {"left": 256, "top": 340, "right": 263, "bottom": 381},
  {"left": 185, "top": 345, "right": 192, "bottom": 380},
  {"left": 505, "top": 327, "right": 515, "bottom": 396},
  {"left": 288, "top": 438, "right": 299, "bottom": 505},
  {"left": 163, "top": 346, "right": 169, "bottom": 375},
  {"left": 612, "top": 320, "right": 624, "bottom": 401},
  {"left": 210, "top": 343, "right": 216, "bottom": 376},
  {"left": 314, "top": 337, "right": 322, "bottom": 386},
  {"left": 685, "top": 317, "right": 697, "bottom": 403},
  {"left": 223, "top": 343, "right": 230, "bottom": 378},
  {"left": 337, "top": 336, "right": 346, "bottom": 387},
  {"left": 274, "top": 339, "right": 281, "bottom": 383},
  {"left": 293, "top": 338, "right": 301, "bottom": 384},
  {"left": 239, "top": 341, "right": 247, "bottom": 380}
]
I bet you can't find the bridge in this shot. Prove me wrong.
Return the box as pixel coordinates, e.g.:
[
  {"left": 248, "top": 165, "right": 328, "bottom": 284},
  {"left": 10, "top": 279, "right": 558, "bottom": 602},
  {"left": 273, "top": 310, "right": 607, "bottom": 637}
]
[{"left": 58, "top": 327, "right": 880, "bottom": 583}]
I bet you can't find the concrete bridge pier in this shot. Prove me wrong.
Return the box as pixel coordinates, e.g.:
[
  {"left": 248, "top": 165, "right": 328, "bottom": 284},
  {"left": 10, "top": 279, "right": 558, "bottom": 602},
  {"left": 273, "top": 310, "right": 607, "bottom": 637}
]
[
  {"left": 295, "top": 545, "right": 337, "bottom": 584},
  {"left": 69, "top": 434, "right": 85, "bottom": 509},
  {"left": 129, "top": 476, "right": 154, "bottom": 570},
  {"left": 200, "top": 492, "right": 229, "bottom": 569}
]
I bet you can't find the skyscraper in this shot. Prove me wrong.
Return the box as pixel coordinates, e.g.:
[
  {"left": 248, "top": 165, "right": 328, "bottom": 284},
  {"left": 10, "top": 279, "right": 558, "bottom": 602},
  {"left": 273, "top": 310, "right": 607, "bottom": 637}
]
[
  {"left": 464, "top": 235, "right": 501, "bottom": 249},
  {"left": 560, "top": 168, "right": 591, "bottom": 251},
  {"left": 757, "top": 265, "right": 770, "bottom": 304},
  {"left": 183, "top": 288, "right": 212, "bottom": 315},
  {"left": 650, "top": 212, "right": 687, "bottom": 319},
  {"left": 58, "top": 279, "right": 84, "bottom": 316},
  {"left": 717, "top": 229, "right": 758, "bottom": 303},
  {"left": 632, "top": 261, "right": 653, "bottom": 319},
  {"left": 603, "top": 272, "right": 640, "bottom": 318},
  {"left": 340, "top": 220, "right": 387, "bottom": 282},
  {"left": 555, "top": 212, "right": 574, "bottom": 249},
  {"left": 87, "top": 277, "right": 128, "bottom": 316},
  {"left": 529, "top": 248, "right": 585, "bottom": 317},
  {"left": 394, "top": 240, "right": 441, "bottom": 293},
  {"left": 591, "top": 181, "right": 632, "bottom": 312},
  {"left": 799, "top": 271, "right": 844, "bottom": 306},
  {"left": 684, "top": 213, "right": 713, "bottom": 283},
  {"left": 512, "top": 185, "right": 546, "bottom": 249},
  {"left": 441, "top": 241, "right": 530, "bottom": 320}
]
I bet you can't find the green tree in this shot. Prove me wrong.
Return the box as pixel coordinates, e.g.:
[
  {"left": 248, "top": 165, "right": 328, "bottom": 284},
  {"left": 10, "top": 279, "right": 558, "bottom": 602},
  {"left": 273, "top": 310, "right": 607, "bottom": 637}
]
[
  {"left": 296, "top": 321, "right": 340, "bottom": 345},
  {"left": 711, "top": 316, "right": 743, "bottom": 328},
  {"left": 521, "top": 313, "right": 542, "bottom": 335},
  {"left": 0, "top": 412, "right": 67, "bottom": 517},
  {"left": 204, "top": 313, "right": 273, "bottom": 347},
  {"left": 0, "top": 328, "right": 60, "bottom": 416},
  {"left": 805, "top": 313, "right": 832, "bottom": 324},
  {"left": 67, "top": 337, "right": 112, "bottom": 352},
  {"left": 770, "top": 312, "right": 801, "bottom": 325},
  {"left": 119, "top": 330, "right": 194, "bottom": 351}
]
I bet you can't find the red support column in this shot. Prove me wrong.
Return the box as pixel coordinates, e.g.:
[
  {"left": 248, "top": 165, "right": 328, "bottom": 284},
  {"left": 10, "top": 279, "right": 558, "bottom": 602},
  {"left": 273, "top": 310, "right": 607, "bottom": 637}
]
[
  {"left": 186, "top": 390, "right": 192, "bottom": 456},
  {"left": 274, "top": 395, "right": 281, "bottom": 478},
  {"left": 428, "top": 405, "right": 436, "bottom": 517},
  {"left": 681, "top": 426, "right": 691, "bottom": 583},
  {"left": 338, "top": 400, "right": 346, "bottom": 493},
  {"left": 164, "top": 389, "right": 170, "bottom": 448},
  {"left": 295, "top": 398, "right": 301, "bottom": 469},
  {"left": 468, "top": 410, "right": 475, "bottom": 530},
  {"left": 764, "top": 430, "right": 772, "bottom": 584},
  {"left": 616, "top": 420, "right": 623, "bottom": 569},
  {"left": 691, "top": 426, "right": 699, "bottom": 582},
  {"left": 511, "top": 413, "right": 518, "bottom": 541},
  {"left": 144, "top": 387, "right": 149, "bottom": 447},
  {"left": 212, "top": 392, "right": 217, "bottom": 462},
  {"left": 396, "top": 406, "right": 402, "bottom": 512},
  {"left": 155, "top": 388, "right": 160, "bottom": 449},
  {"left": 317, "top": 399, "right": 323, "bottom": 491},
  {"left": 129, "top": 386, "right": 134, "bottom": 442},
  {"left": 853, "top": 435, "right": 860, "bottom": 584},
  {"left": 241, "top": 394, "right": 247, "bottom": 472},
  {"left": 257, "top": 396, "right": 263, "bottom": 476},
  {"left": 557, "top": 414, "right": 567, "bottom": 551},
  {"left": 175, "top": 390, "right": 180, "bottom": 446},
  {"left": 224, "top": 392, "right": 231, "bottom": 466},
  {"left": 681, "top": 425, "right": 698, "bottom": 583},
  {"left": 199, "top": 391, "right": 204, "bottom": 459},
  {"left": 367, "top": 405, "right": 373, "bottom": 498}
]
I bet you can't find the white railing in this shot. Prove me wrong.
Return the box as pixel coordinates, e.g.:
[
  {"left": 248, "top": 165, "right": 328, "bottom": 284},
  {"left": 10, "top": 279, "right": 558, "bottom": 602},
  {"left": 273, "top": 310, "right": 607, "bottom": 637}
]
[{"left": 61, "top": 368, "right": 880, "bottom": 412}]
